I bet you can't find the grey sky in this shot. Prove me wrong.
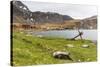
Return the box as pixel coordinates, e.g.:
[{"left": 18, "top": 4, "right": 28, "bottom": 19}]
[{"left": 22, "top": 1, "right": 97, "bottom": 19}]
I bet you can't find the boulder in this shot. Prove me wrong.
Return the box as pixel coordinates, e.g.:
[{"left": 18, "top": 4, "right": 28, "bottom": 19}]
[
  {"left": 53, "top": 51, "right": 72, "bottom": 60},
  {"left": 81, "top": 44, "right": 89, "bottom": 48}
]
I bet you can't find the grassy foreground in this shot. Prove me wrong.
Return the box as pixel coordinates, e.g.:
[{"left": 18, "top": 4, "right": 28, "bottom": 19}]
[{"left": 12, "top": 31, "right": 97, "bottom": 66}]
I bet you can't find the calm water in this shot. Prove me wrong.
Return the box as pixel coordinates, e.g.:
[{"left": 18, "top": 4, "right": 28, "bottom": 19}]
[{"left": 32, "top": 30, "right": 97, "bottom": 41}]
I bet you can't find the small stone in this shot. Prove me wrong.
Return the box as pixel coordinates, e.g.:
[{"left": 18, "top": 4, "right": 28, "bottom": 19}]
[
  {"left": 78, "top": 59, "right": 81, "bottom": 62},
  {"left": 81, "top": 44, "right": 89, "bottom": 48}
]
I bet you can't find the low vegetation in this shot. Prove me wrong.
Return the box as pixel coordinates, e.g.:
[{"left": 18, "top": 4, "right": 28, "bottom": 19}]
[{"left": 12, "top": 31, "right": 97, "bottom": 66}]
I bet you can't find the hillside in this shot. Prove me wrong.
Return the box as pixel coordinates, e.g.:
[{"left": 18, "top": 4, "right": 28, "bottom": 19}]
[
  {"left": 12, "top": 1, "right": 73, "bottom": 24},
  {"left": 31, "top": 11, "right": 73, "bottom": 23},
  {"left": 80, "top": 16, "right": 97, "bottom": 29},
  {"left": 12, "top": 32, "right": 97, "bottom": 66}
]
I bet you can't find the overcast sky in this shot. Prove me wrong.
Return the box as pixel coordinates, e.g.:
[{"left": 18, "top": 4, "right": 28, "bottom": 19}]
[{"left": 22, "top": 1, "right": 97, "bottom": 19}]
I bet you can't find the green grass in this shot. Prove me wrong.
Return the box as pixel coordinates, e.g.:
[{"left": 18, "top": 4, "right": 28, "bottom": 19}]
[{"left": 12, "top": 31, "right": 97, "bottom": 66}]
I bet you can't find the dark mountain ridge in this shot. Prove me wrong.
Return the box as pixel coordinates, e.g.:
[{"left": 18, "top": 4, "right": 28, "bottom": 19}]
[{"left": 12, "top": 1, "right": 73, "bottom": 24}]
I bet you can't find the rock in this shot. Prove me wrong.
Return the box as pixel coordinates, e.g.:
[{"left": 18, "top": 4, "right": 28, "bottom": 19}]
[
  {"left": 77, "top": 59, "right": 81, "bottom": 62},
  {"left": 53, "top": 51, "right": 72, "bottom": 60},
  {"left": 81, "top": 44, "right": 89, "bottom": 48},
  {"left": 65, "top": 44, "right": 74, "bottom": 48}
]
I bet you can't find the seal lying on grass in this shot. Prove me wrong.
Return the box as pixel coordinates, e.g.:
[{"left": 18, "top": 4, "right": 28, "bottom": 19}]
[{"left": 53, "top": 51, "right": 73, "bottom": 60}]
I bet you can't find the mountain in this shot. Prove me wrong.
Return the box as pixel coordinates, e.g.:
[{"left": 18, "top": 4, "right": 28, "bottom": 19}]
[
  {"left": 12, "top": 1, "right": 73, "bottom": 24},
  {"left": 12, "top": 1, "right": 97, "bottom": 30},
  {"left": 31, "top": 11, "right": 73, "bottom": 24},
  {"left": 12, "top": 1, "right": 31, "bottom": 23},
  {"left": 80, "top": 16, "right": 97, "bottom": 29}
]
